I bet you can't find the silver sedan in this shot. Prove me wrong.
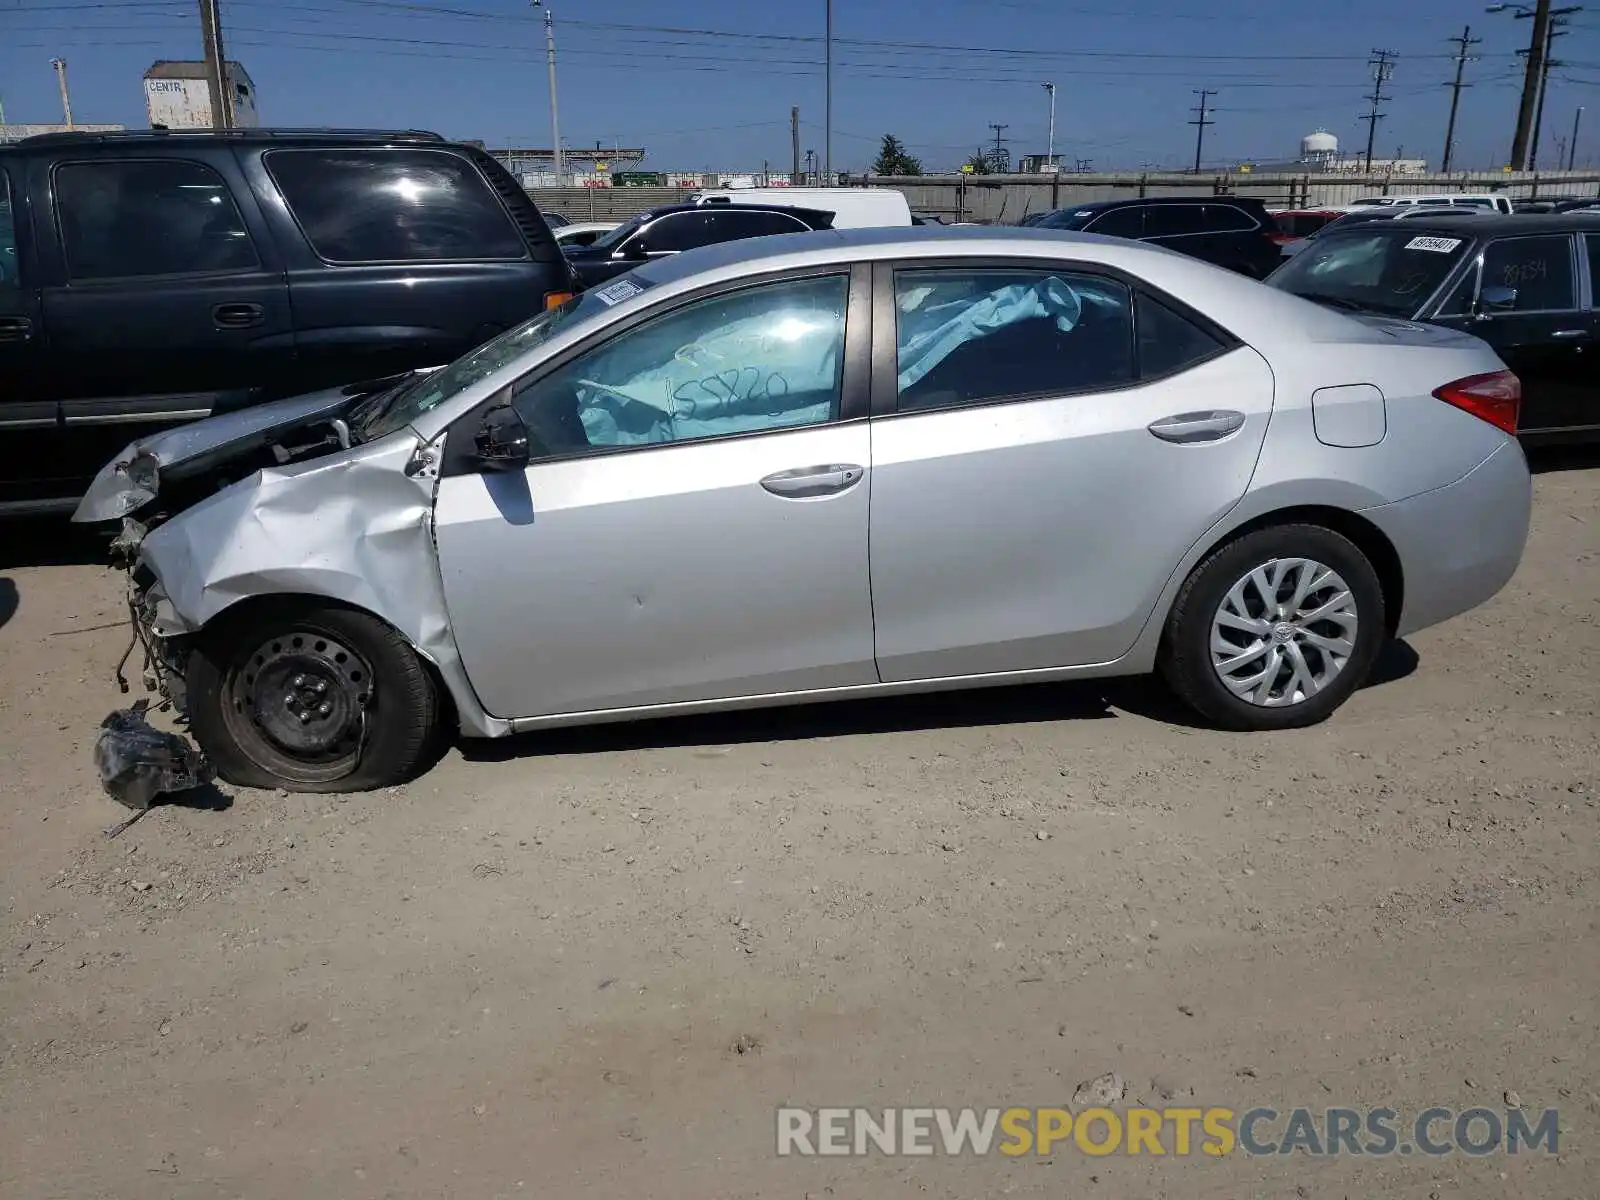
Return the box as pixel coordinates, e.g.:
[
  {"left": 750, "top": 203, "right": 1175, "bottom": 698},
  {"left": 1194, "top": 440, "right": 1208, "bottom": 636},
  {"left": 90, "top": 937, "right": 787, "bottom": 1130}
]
[{"left": 75, "top": 226, "right": 1533, "bottom": 792}]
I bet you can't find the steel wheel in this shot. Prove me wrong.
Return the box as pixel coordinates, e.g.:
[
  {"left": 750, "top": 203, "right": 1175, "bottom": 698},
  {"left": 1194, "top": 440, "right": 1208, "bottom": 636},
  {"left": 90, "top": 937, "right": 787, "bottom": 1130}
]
[
  {"left": 1209, "top": 557, "right": 1359, "bottom": 708},
  {"left": 221, "top": 628, "right": 374, "bottom": 784}
]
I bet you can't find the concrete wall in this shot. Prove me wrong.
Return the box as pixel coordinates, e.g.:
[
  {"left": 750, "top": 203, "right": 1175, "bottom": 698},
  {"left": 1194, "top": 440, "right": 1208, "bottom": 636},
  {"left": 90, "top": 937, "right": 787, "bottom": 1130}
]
[{"left": 525, "top": 172, "right": 1600, "bottom": 225}]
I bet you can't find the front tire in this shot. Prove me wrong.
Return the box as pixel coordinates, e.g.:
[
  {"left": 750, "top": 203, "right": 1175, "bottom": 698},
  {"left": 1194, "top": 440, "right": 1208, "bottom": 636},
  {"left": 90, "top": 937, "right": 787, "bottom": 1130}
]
[
  {"left": 1158, "top": 524, "right": 1386, "bottom": 731},
  {"left": 187, "top": 600, "right": 441, "bottom": 792}
]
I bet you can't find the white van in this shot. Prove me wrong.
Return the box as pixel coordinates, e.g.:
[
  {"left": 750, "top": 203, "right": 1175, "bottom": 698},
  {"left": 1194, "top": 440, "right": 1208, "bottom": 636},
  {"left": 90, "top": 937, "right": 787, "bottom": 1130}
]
[
  {"left": 688, "top": 186, "right": 913, "bottom": 228},
  {"left": 1344, "top": 193, "right": 1513, "bottom": 215}
]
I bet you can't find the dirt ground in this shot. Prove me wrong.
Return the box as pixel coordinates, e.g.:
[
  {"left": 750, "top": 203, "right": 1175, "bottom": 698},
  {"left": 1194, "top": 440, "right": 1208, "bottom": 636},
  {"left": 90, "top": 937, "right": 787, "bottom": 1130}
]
[{"left": 1, "top": 454, "right": 1596, "bottom": 1200}]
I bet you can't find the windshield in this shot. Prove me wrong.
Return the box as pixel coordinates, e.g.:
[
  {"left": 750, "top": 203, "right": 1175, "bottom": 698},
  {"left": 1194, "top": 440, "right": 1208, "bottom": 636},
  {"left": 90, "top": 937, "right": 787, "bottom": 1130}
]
[
  {"left": 1267, "top": 229, "right": 1471, "bottom": 318},
  {"left": 590, "top": 213, "right": 650, "bottom": 252},
  {"left": 358, "top": 292, "right": 609, "bottom": 439}
]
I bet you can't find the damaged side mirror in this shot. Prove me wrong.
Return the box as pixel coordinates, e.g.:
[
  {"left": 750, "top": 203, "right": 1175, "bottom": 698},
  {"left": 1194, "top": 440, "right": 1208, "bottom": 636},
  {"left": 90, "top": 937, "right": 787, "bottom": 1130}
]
[{"left": 473, "top": 402, "right": 531, "bottom": 472}]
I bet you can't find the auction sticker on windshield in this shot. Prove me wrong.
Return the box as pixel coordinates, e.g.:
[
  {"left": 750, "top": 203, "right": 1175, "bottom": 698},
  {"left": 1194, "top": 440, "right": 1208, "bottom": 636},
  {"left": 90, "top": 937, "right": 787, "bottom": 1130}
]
[
  {"left": 1405, "top": 236, "right": 1463, "bottom": 253},
  {"left": 594, "top": 278, "right": 646, "bottom": 306}
]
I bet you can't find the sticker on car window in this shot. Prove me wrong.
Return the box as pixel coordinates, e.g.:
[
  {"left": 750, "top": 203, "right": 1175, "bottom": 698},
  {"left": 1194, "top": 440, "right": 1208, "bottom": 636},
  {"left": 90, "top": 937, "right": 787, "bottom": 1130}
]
[
  {"left": 593, "top": 278, "right": 645, "bottom": 306},
  {"left": 1405, "top": 236, "right": 1462, "bottom": 253}
]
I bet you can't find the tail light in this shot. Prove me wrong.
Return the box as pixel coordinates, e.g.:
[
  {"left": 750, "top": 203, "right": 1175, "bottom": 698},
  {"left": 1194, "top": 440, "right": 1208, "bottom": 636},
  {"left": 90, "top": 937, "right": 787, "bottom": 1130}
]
[{"left": 1433, "top": 370, "right": 1520, "bottom": 434}]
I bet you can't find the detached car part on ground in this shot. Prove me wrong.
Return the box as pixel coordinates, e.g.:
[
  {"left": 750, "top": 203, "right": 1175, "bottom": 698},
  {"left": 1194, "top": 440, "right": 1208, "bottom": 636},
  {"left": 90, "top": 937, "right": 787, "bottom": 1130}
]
[{"left": 74, "top": 227, "right": 1533, "bottom": 794}]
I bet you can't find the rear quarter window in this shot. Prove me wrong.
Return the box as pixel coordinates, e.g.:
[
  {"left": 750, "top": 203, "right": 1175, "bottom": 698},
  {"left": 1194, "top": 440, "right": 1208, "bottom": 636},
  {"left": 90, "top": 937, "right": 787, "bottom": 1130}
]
[{"left": 265, "top": 147, "right": 527, "bottom": 264}]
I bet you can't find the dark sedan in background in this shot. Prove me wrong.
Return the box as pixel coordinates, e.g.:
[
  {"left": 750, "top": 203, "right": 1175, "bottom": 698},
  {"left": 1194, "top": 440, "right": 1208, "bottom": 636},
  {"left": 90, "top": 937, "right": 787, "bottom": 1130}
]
[
  {"left": 563, "top": 203, "right": 835, "bottom": 288},
  {"left": 1267, "top": 213, "right": 1600, "bottom": 443}
]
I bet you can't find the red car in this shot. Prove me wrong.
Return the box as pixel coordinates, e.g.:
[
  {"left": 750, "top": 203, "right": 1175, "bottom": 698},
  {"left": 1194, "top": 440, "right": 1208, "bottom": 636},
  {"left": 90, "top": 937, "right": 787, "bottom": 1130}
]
[{"left": 1269, "top": 209, "right": 1343, "bottom": 245}]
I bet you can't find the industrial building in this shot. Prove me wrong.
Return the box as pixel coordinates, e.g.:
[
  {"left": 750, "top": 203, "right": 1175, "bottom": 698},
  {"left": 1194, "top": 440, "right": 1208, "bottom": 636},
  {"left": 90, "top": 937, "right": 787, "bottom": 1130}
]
[{"left": 143, "top": 60, "right": 259, "bottom": 130}]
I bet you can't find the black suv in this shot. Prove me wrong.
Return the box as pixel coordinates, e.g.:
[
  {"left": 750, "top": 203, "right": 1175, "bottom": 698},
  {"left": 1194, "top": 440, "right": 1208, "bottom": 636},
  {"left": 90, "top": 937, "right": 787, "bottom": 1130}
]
[
  {"left": 1028, "top": 196, "right": 1281, "bottom": 279},
  {"left": 563, "top": 203, "right": 835, "bottom": 288},
  {"left": 0, "top": 127, "right": 576, "bottom": 514}
]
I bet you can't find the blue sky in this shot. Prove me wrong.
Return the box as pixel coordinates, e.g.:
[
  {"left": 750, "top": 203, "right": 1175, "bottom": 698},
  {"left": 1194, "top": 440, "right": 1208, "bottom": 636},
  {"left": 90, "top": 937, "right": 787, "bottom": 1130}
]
[{"left": 4, "top": 0, "right": 1599, "bottom": 171}]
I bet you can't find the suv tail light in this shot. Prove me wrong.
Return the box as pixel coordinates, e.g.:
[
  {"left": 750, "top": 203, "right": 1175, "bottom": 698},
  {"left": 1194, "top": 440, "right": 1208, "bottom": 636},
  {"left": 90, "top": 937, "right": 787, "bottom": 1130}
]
[{"left": 1433, "top": 370, "right": 1520, "bottom": 434}]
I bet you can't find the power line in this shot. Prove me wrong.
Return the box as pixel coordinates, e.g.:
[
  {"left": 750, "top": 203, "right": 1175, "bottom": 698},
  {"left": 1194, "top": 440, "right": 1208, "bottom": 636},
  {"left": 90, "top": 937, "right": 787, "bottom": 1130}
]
[
  {"left": 1188, "top": 89, "right": 1215, "bottom": 173},
  {"left": 1361, "top": 49, "right": 1396, "bottom": 171},
  {"left": 1442, "top": 25, "right": 1481, "bottom": 172}
]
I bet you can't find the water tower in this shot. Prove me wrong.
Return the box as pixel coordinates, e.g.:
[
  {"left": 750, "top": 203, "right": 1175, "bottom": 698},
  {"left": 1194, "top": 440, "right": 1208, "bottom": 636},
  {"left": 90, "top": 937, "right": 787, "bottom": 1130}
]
[{"left": 1301, "top": 129, "right": 1339, "bottom": 165}]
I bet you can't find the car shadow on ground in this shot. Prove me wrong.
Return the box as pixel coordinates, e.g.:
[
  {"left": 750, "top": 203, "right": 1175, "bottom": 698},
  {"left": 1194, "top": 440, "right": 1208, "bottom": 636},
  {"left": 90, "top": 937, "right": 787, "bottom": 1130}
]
[
  {"left": 0, "top": 578, "right": 16, "bottom": 631},
  {"left": 458, "top": 640, "right": 1421, "bottom": 762}
]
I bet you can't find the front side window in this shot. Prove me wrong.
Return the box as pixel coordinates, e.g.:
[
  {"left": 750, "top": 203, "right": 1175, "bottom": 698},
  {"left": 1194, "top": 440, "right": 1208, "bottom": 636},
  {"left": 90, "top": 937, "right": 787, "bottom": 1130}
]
[
  {"left": 54, "top": 159, "right": 258, "bottom": 280},
  {"left": 893, "top": 268, "right": 1134, "bottom": 412},
  {"left": 0, "top": 165, "right": 17, "bottom": 287},
  {"left": 265, "top": 148, "right": 525, "bottom": 264},
  {"left": 1143, "top": 206, "right": 1206, "bottom": 237},
  {"left": 510, "top": 274, "right": 849, "bottom": 458},
  {"left": 1479, "top": 236, "right": 1576, "bottom": 311},
  {"left": 1085, "top": 207, "right": 1144, "bottom": 237}
]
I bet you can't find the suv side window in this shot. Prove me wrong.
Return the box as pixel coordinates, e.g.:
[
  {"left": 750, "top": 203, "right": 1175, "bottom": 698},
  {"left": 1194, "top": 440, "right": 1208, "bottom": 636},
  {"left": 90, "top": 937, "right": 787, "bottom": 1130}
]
[
  {"left": 265, "top": 148, "right": 526, "bottom": 264},
  {"left": 1586, "top": 235, "right": 1600, "bottom": 307},
  {"left": 1201, "top": 203, "right": 1258, "bottom": 233},
  {"left": 710, "top": 209, "right": 809, "bottom": 240},
  {"left": 1143, "top": 205, "right": 1207, "bottom": 237},
  {"left": 893, "top": 268, "right": 1135, "bottom": 412},
  {"left": 1086, "top": 206, "right": 1144, "bottom": 237},
  {"left": 640, "top": 212, "right": 714, "bottom": 253},
  {"left": 1137, "top": 292, "right": 1227, "bottom": 377},
  {"left": 54, "top": 159, "right": 259, "bottom": 280},
  {"left": 1480, "top": 235, "right": 1577, "bottom": 311},
  {"left": 510, "top": 274, "right": 849, "bottom": 457},
  {"left": 0, "top": 165, "right": 18, "bottom": 287}
]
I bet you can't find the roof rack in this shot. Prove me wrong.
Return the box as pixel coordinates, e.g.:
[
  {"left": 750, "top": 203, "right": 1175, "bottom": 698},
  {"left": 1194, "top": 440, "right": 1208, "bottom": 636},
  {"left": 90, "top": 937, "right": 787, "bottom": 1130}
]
[{"left": 13, "top": 127, "right": 446, "bottom": 148}]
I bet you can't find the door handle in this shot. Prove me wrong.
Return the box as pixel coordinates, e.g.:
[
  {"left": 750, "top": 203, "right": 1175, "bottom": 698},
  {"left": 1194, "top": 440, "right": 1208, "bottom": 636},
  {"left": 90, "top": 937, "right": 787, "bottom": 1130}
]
[
  {"left": 212, "top": 302, "right": 265, "bottom": 329},
  {"left": 1147, "top": 410, "right": 1246, "bottom": 443},
  {"left": 1550, "top": 328, "right": 1590, "bottom": 339},
  {"left": 760, "top": 463, "right": 864, "bottom": 498},
  {"left": 0, "top": 316, "right": 32, "bottom": 344}
]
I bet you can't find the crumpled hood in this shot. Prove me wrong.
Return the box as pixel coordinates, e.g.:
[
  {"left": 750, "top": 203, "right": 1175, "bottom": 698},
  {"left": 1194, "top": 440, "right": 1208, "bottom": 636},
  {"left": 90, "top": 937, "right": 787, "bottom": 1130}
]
[{"left": 72, "top": 386, "right": 358, "bottom": 524}]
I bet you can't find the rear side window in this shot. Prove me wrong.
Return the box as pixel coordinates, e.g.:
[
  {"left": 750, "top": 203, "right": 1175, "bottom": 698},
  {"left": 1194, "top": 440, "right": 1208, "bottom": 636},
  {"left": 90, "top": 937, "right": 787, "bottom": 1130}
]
[
  {"left": 1202, "top": 203, "right": 1260, "bottom": 233},
  {"left": 1143, "top": 205, "right": 1207, "bottom": 237},
  {"left": 1085, "top": 207, "right": 1144, "bottom": 237},
  {"left": 710, "top": 209, "right": 809, "bottom": 239},
  {"left": 641, "top": 212, "right": 715, "bottom": 253},
  {"left": 265, "top": 148, "right": 526, "bottom": 264},
  {"left": 0, "top": 165, "right": 17, "bottom": 287},
  {"left": 54, "top": 159, "right": 259, "bottom": 280},
  {"left": 1586, "top": 235, "right": 1600, "bottom": 307},
  {"left": 1481, "top": 235, "right": 1576, "bottom": 311},
  {"left": 892, "top": 268, "right": 1134, "bottom": 412},
  {"left": 1137, "top": 293, "right": 1227, "bottom": 377}
]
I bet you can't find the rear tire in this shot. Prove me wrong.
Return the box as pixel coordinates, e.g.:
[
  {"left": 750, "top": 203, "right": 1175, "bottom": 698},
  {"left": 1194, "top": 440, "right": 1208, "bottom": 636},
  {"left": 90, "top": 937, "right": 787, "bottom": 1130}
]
[
  {"left": 1158, "top": 523, "right": 1386, "bottom": 731},
  {"left": 186, "top": 600, "right": 441, "bottom": 792}
]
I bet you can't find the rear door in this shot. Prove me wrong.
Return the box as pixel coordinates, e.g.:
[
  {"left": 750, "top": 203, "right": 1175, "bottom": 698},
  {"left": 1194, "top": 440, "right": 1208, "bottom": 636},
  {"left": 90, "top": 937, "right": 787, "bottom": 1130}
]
[
  {"left": 249, "top": 145, "right": 547, "bottom": 396},
  {"left": 867, "top": 260, "right": 1275, "bottom": 680},
  {"left": 1429, "top": 232, "right": 1589, "bottom": 436},
  {"left": 38, "top": 149, "right": 294, "bottom": 489},
  {"left": 0, "top": 155, "right": 59, "bottom": 512}
]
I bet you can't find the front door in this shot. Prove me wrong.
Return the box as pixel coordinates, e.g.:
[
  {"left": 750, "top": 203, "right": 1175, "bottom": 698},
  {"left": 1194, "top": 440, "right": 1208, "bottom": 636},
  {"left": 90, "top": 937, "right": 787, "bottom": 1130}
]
[
  {"left": 868, "top": 263, "right": 1275, "bottom": 681},
  {"left": 432, "top": 270, "right": 877, "bottom": 720},
  {"left": 38, "top": 153, "right": 293, "bottom": 491},
  {"left": 0, "top": 158, "right": 58, "bottom": 512},
  {"left": 1431, "top": 232, "right": 1592, "bottom": 437}
]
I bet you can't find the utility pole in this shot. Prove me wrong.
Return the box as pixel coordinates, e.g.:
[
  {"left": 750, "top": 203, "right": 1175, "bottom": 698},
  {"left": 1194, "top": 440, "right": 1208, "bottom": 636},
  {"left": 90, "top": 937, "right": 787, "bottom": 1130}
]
[
  {"left": 805, "top": 148, "right": 815, "bottom": 184},
  {"left": 987, "top": 122, "right": 1010, "bottom": 172},
  {"left": 1361, "top": 49, "right": 1396, "bottom": 173},
  {"left": 824, "top": 0, "right": 832, "bottom": 183},
  {"left": 1442, "top": 25, "right": 1480, "bottom": 172},
  {"left": 197, "top": 0, "right": 232, "bottom": 129},
  {"left": 532, "top": 1, "right": 563, "bottom": 180},
  {"left": 1569, "top": 105, "right": 1584, "bottom": 168},
  {"left": 49, "top": 57, "right": 73, "bottom": 127},
  {"left": 1188, "top": 89, "right": 1215, "bottom": 174},
  {"left": 791, "top": 106, "right": 801, "bottom": 184},
  {"left": 1502, "top": 0, "right": 1552, "bottom": 169},
  {"left": 1042, "top": 82, "right": 1056, "bottom": 171},
  {"left": 1527, "top": 7, "right": 1579, "bottom": 173}
]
